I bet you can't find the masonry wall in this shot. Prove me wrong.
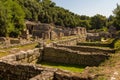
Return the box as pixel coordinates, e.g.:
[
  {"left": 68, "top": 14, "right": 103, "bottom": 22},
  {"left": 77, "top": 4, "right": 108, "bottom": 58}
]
[
  {"left": 53, "top": 37, "right": 79, "bottom": 46},
  {"left": 0, "top": 60, "right": 92, "bottom": 80},
  {"left": 57, "top": 45, "right": 115, "bottom": 54},
  {"left": 43, "top": 47, "right": 109, "bottom": 66},
  {"left": 0, "top": 48, "right": 42, "bottom": 63},
  {"left": 0, "top": 45, "right": 98, "bottom": 80},
  {"left": 77, "top": 42, "right": 111, "bottom": 47},
  {"left": 0, "top": 61, "right": 53, "bottom": 80},
  {"left": 0, "top": 48, "right": 55, "bottom": 80}
]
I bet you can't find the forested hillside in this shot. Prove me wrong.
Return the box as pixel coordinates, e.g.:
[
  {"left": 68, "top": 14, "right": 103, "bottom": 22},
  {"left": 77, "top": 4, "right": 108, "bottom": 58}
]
[{"left": 0, "top": 0, "right": 120, "bottom": 37}]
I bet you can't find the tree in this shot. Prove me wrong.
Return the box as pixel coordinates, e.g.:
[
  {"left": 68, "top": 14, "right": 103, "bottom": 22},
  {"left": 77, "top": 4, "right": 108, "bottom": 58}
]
[
  {"left": 90, "top": 14, "right": 107, "bottom": 29},
  {"left": 106, "top": 15, "right": 115, "bottom": 28},
  {"left": 113, "top": 4, "right": 120, "bottom": 30},
  {"left": 0, "top": 0, "right": 13, "bottom": 37},
  {"left": 0, "top": 0, "right": 25, "bottom": 37},
  {"left": 16, "top": 0, "right": 41, "bottom": 21},
  {"left": 10, "top": 0, "right": 25, "bottom": 37},
  {"left": 79, "top": 20, "right": 91, "bottom": 29}
]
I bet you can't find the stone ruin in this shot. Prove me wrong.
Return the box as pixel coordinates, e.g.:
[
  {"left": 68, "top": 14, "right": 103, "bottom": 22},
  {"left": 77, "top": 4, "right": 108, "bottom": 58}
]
[
  {"left": 25, "top": 20, "right": 87, "bottom": 40},
  {"left": 0, "top": 21, "right": 117, "bottom": 80},
  {"left": 0, "top": 45, "right": 92, "bottom": 80},
  {"left": 0, "top": 37, "right": 115, "bottom": 80},
  {"left": 0, "top": 21, "right": 87, "bottom": 47},
  {"left": 86, "top": 26, "right": 117, "bottom": 42}
]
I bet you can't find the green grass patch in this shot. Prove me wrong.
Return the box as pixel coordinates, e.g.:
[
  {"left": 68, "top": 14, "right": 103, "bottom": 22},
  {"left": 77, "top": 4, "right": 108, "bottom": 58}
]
[
  {"left": 77, "top": 39, "right": 115, "bottom": 49},
  {"left": 40, "top": 62, "right": 86, "bottom": 73},
  {"left": 15, "top": 43, "right": 38, "bottom": 51},
  {"left": 0, "top": 42, "right": 38, "bottom": 58},
  {"left": 1, "top": 42, "right": 38, "bottom": 51},
  {"left": 114, "top": 39, "right": 120, "bottom": 50},
  {"left": 0, "top": 52, "right": 10, "bottom": 58}
]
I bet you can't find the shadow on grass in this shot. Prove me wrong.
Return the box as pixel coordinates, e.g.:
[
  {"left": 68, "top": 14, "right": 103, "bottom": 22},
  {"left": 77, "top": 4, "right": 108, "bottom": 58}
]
[{"left": 39, "top": 61, "right": 86, "bottom": 72}]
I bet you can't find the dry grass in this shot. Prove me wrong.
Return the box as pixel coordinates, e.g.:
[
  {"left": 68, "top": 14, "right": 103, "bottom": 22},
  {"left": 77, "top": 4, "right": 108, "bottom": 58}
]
[{"left": 83, "top": 51, "right": 120, "bottom": 80}]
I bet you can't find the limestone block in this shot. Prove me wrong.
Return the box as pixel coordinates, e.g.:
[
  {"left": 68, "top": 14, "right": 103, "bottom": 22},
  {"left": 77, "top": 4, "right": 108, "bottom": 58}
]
[
  {"left": 15, "top": 51, "right": 26, "bottom": 60},
  {"left": 10, "top": 39, "right": 21, "bottom": 44}
]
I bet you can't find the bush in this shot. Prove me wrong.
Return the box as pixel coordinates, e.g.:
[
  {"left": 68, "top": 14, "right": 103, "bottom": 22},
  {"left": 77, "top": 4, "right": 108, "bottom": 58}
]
[{"left": 114, "top": 39, "right": 120, "bottom": 49}]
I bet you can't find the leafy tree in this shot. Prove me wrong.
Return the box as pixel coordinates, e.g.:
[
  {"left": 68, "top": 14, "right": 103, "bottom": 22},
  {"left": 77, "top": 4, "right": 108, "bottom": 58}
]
[
  {"left": 113, "top": 4, "right": 120, "bottom": 30},
  {"left": 80, "top": 20, "right": 91, "bottom": 29},
  {"left": 107, "top": 15, "right": 115, "bottom": 28},
  {"left": 16, "top": 0, "right": 41, "bottom": 21},
  {"left": 10, "top": 0, "right": 25, "bottom": 37},
  {"left": 90, "top": 14, "right": 107, "bottom": 29},
  {"left": 0, "top": 0, "right": 25, "bottom": 37},
  {"left": 0, "top": 0, "right": 13, "bottom": 37}
]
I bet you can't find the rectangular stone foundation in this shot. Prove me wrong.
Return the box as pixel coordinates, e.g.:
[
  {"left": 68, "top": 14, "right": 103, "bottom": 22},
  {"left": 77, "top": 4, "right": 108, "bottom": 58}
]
[{"left": 42, "top": 47, "right": 109, "bottom": 66}]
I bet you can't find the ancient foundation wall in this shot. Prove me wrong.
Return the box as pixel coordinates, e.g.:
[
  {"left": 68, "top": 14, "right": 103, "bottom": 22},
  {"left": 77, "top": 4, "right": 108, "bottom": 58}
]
[
  {"left": 77, "top": 42, "right": 111, "bottom": 47},
  {"left": 43, "top": 47, "right": 109, "bottom": 66},
  {"left": 0, "top": 61, "right": 45, "bottom": 80},
  {"left": 0, "top": 48, "right": 42, "bottom": 63},
  {"left": 0, "top": 59, "right": 91, "bottom": 80},
  {"left": 53, "top": 37, "right": 79, "bottom": 46},
  {"left": 0, "top": 60, "right": 92, "bottom": 80},
  {"left": 57, "top": 45, "right": 115, "bottom": 54}
]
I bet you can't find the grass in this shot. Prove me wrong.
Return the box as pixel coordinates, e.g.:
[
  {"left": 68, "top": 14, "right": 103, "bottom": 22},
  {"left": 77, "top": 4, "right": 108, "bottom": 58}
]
[
  {"left": 15, "top": 43, "right": 38, "bottom": 51},
  {"left": 0, "top": 52, "right": 10, "bottom": 58},
  {"left": 0, "top": 42, "right": 38, "bottom": 58},
  {"left": 114, "top": 39, "right": 120, "bottom": 49},
  {"left": 40, "top": 62, "right": 86, "bottom": 73}
]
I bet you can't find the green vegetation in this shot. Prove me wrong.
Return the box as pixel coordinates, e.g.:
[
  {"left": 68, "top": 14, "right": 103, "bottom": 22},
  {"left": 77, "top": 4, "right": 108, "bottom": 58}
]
[
  {"left": 0, "top": 51, "right": 10, "bottom": 58},
  {"left": 77, "top": 42, "right": 112, "bottom": 48},
  {"left": 114, "top": 39, "right": 120, "bottom": 50},
  {"left": 0, "top": 0, "right": 25, "bottom": 37},
  {"left": 90, "top": 14, "right": 107, "bottom": 29},
  {"left": 40, "top": 62, "right": 85, "bottom": 72},
  {"left": 113, "top": 4, "right": 120, "bottom": 30},
  {"left": 0, "top": 42, "right": 38, "bottom": 58},
  {"left": 0, "top": 0, "right": 120, "bottom": 37}
]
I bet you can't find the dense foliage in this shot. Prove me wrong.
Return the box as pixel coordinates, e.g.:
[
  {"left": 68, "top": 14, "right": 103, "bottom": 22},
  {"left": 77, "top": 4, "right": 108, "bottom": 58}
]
[
  {"left": 0, "top": 0, "right": 120, "bottom": 37},
  {"left": 113, "top": 4, "right": 120, "bottom": 30},
  {"left": 0, "top": 0, "right": 25, "bottom": 37}
]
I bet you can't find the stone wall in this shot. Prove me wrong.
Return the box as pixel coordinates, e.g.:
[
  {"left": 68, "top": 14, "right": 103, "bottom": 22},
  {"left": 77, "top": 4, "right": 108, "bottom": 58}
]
[
  {"left": 53, "top": 37, "right": 79, "bottom": 46},
  {"left": 0, "top": 48, "right": 42, "bottom": 63},
  {"left": 42, "top": 47, "right": 109, "bottom": 66},
  {"left": 0, "top": 61, "right": 43, "bottom": 80},
  {"left": 0, "top": 37, "right": 6, "bottom": 43},
  {"left": 77, "top": 42, "right": 111, "bottom": 47},
  {"left": 10, "top": 39, "right": 21, "bottom": 44},
  {"left": 57, "top": 45, "right": 115, "bottom": 54},
  {"left": 26, "top": 21, "right": 87, "bottom": 41},
  {"left": 0, "top": 60, "right": 92, "bottom": 80}
]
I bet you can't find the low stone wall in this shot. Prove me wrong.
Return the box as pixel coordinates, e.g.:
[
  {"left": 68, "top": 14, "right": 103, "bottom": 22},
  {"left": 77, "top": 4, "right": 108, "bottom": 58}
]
[
  {"left": 77, "top": 42, "right": 111, "bottom": 47},
  {"left": 0, "top": 40, "right": 38, "bottom": 49},
  {"left": 0, "top": 59, "right": 92, "bottom": 80},
  {"left": 0, "top": 48, "right": 54, "bottom": 80},
  {"left": 57, "top": 45, "right": 115, "bottom": 54},
  {"left": 0, "top": 48, "right": 42, "bottom": 63},
  {"left": 53, "top": 37, "right": 79, "bottom": 46},
  {"left": 0, "top": 60, "right": 55, "bottom": 80},
  {"left": 10, "top": 39, "right": 21, "bottom": 44},
  {"left": 43, "top": 47, "right": 109, "bottom": 66}
]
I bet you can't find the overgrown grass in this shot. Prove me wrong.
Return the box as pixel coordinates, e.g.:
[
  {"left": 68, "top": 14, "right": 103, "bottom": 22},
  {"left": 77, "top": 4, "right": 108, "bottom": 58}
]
[
  {"left": 15, "top": 43, "right": 38, "bottom": 51},
  {"left": 40, "top": 62, "right": 86, "bottom": 73},
  {"left": 0, "top": 52, "right": 10, "bottom": 58},
  {"left": 114, "top": 39, "right": 120, "bottom": 50},
  {"left": 0, "top": 42, "right": 38, "bottom": 58}
]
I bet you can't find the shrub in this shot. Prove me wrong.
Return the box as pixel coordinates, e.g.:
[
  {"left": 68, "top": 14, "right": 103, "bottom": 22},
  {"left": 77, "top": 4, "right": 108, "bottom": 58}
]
[{"left": 114, "top": 39, "right": 120, "bottom": 50}]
